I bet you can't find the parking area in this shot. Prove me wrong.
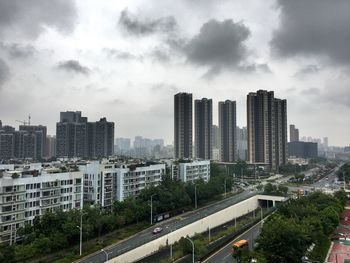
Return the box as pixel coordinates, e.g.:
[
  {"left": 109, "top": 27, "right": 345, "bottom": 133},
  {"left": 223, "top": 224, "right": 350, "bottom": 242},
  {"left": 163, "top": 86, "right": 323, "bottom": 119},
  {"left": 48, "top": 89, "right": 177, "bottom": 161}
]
[{"left": 327, "top": 208, "right": 350, "bottom": 262}]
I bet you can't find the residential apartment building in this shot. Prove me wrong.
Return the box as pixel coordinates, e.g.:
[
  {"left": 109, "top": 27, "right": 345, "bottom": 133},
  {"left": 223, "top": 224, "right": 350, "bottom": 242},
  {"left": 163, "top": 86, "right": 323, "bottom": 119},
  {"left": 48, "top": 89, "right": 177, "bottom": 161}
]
[
  {"left": 172, "top": 160, "right": 210, "bottom": 183},
  {"left": 0, "top": 169, "right": 82, "bottom": 244},
  {"left": 0, "top": 123, "right": 48, "bottom": 160},
  {"left": 80, "top": 161, "right": 165, "bottom": 205},
  {"left": 195, "top": 98, "right": 213, "bottom": 159},
  {"left": 174, "top": 93, "right": 193, "bottom": 159},
  {"left": 218, "top": 100, "right": 237, "bottom": 162},
  {"left": 290, "top": 124, "right": 299, "bottom": 142},
  {"left": 56, "top": 111, "right": 114, "bottom": 159},
  {"left": 247, "top": 90, "right": 287, "bottom": 170}
]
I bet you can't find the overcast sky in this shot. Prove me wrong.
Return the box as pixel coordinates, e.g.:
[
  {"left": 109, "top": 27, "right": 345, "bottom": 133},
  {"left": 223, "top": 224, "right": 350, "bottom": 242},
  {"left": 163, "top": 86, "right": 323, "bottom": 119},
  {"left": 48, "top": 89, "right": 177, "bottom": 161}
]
[{"left": 0, "top": 0, "right": 349, "bottom": 146}]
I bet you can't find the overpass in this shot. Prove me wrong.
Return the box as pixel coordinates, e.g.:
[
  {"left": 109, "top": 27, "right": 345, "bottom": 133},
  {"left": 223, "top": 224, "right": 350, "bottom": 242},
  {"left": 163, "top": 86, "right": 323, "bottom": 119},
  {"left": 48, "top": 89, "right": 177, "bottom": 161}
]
[{"left": 101, "top": 194, "right": 286, "bottom": 263}]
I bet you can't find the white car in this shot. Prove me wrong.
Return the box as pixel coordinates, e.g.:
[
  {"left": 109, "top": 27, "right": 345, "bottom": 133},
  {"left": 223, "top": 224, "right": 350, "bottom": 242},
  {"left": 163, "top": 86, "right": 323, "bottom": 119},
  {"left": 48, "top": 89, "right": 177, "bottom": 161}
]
[{"left": 152, "top": 227, "right": 163, "bottom": 234}]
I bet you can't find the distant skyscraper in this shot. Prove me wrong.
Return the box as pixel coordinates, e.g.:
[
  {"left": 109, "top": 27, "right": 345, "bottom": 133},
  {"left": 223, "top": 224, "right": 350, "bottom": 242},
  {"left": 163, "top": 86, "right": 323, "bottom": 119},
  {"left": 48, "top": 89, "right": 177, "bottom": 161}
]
[
  {"left": 174, "top": 93, "right": 193, "bottom": 159},
  {"left": 19, "top": 125, "right": 47, "bottom": 159},
  {"left": 247, "top": 90, "right": 287, "bottom": 170},
  {"left": 289, "top": 124, "right": 299, "bottom": 142},
  {"left": 115, "top": 138, "right": 131, "bottom": 154},
  {"left": 218, "top": 100, "right": 237, "bottom": 162},
  {"left": 46, "top": 135, "right": 56, "bottom": 158},
  {"left": 212, "top": 125, "right": 220, "bottom": 149},
  {"left": 323, "top": 137, "right": 329, "bottom": 148},
  {"left": 237, "top": 126, "right": 248, "bottom": 161},
  {"left": 195, "top": 98, "right": 212, "bottom": 159}
]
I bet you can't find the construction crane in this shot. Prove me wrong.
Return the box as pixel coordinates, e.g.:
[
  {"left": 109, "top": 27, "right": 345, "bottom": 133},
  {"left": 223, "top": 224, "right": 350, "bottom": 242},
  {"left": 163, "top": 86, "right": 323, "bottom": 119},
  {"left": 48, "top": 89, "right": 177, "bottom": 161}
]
[{"left": 15, "top": 114, "right": 31, "bottom": 126}]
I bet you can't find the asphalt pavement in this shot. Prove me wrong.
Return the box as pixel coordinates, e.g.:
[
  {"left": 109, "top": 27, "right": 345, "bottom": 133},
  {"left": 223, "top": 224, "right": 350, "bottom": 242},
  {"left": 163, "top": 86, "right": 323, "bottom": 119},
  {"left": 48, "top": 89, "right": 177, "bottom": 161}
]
[
  {"left": 203, "top": 221, "right": 263, "bottom": 263},
  {"left": 77, "top": 190, "right": 257, "bottom": 263}
]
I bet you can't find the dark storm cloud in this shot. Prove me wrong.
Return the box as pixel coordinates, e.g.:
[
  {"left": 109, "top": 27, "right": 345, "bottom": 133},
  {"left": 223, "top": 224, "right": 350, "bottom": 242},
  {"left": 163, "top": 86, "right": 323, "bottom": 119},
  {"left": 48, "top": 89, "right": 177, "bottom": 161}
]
[
  {"left": 119, "top": 9, "right": 177, "bottom": 36},
  {"left": 57, "top": 60, "right": 90, "bottom": 75},
  {"left": 184, "top": 19, "right": 251, "bottom": 73},
  {"left": 271, "top": 0, "right": 350, "bottom": 65},
  {"left": 0, "top": 42, "right": 36, "bottom": 59},
  {"left": 0, "top": 0, "right": 77, "bottom": 38},
  {"left": 0, "top": 58, "right": 10, "bottom": 88}
]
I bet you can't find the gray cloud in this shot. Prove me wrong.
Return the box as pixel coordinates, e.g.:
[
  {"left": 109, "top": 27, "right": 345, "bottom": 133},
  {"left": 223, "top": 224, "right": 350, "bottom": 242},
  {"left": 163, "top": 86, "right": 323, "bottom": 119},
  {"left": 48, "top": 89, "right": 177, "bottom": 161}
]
[
  {"left": 184, "top": 19, "right": 251, "bottom": 74},
  {"left": 57, "top": 60, "right": 90, "bottom": 75},
  {"left": 0, "top": 0, "right": 77, "bottom": 38},
  {"left": 294, "top": 65, "right": 321, "bottom": 77},
  {"left": 0, "top": 58, "right": 10, "bottom": 88},
  {"left": 119, "top": 9, "right": 177, "bottom": 36},
  {"left": 0, "top": 42, "right": 36, "bottom": 59},
  {"left": 300, "top": 87, "right": 320, "bottom": 96},
  {"left": 103, "top": 48, "right": 143, "bottom": 61},
  {"left": 271, "top": 0, "right": 350, "bottom": 65}
]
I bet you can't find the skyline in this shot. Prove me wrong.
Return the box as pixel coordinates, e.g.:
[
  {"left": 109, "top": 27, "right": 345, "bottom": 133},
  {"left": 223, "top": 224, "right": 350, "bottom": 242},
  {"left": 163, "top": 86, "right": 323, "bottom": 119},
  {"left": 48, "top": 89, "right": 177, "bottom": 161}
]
[{"left": 0, "top": 0, "right": 349, "bottom": 146}]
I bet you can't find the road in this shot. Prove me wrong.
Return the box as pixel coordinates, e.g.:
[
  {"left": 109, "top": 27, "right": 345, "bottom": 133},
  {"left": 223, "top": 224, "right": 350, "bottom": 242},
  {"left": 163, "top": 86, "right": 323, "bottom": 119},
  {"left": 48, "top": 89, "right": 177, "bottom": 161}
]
[
  {"left": 203, "top": 221, "right": 263, "bottom": 263},
  {"left": 78, "top": 190, "right": 257, "bottom": 263}
]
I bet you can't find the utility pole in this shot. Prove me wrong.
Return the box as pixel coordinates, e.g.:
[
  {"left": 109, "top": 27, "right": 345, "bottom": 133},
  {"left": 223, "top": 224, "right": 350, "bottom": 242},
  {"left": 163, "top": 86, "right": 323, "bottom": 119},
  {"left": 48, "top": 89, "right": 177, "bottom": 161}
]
[
  {"left": 194, "top": 185, "right": 197, "bottom": 209},
  {"left": 79, "top": 212, "right": 83, "bottom": 256},
  {"left": 208, "top": 226, "right": 211, "bottom": 242},
  {"left": 150, "top": 194, "right": 156, "bottom": 225},
  {"left": 224, "top": 178, "right": 227, "bottom": 197},
  {"left": 185, "top": 236, "right": 195, "bottom": 263}
]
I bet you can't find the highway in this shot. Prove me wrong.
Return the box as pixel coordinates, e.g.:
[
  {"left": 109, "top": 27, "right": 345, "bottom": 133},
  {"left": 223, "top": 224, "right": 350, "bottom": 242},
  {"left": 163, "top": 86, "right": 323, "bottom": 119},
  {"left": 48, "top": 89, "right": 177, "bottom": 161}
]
[
  {"left": 77, "top": 190, "right": 257, "bottom": 263},
  {"left": 203, "top": 220, "right": 263, "bottom": 263}
]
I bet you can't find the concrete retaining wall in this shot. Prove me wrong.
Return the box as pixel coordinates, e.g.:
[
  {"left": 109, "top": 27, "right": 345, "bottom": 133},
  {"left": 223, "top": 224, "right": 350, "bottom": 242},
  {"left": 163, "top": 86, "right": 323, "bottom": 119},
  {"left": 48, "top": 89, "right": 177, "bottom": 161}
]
[{"left": 107, "top": 195, "right": 284, "bottom": 263}]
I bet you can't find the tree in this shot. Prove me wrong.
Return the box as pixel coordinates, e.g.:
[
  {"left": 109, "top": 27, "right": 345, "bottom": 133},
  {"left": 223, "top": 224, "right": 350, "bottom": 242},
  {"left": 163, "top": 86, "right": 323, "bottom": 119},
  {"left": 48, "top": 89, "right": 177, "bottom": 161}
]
[{"left": 256, "top": 215, "right": 311, "bottom": 263}]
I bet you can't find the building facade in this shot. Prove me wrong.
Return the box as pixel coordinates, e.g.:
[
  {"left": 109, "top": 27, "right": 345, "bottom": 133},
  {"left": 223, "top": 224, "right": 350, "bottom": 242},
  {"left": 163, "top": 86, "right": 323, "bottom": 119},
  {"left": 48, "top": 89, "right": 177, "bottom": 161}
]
[
  {"left": 218, "top": 100, "right": 237, "bottom": 162},
  {"left": 195, "top": 98, "right": 212, "bottom": 159},
  {"left": 289, "top": 124, "right": 299, "bottom": 142},
  {"left": 174, "top": 93, "right": 193, "bottom": 159},
  {"left": 247, "top": 90, "right": 287, "bottom": 170},
  {"left": 0, "top": 169, "right": 82, "bottom": 244},
  {"left": 172, "top": 160, "right": 210, "bottom": 183},
  {"left": 288, "top": 141, "right": 318, "bottom": 159},
  {"left": 80, "top": 161, "right": 165, "bottom": 206},
  {"left": 56, "top": 112, "right": 114, "bottom": 159}
]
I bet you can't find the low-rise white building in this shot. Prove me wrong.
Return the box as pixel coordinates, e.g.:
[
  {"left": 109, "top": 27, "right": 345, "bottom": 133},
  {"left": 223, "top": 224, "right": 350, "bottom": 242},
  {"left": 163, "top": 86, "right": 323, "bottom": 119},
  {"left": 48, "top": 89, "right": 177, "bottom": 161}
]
[
  {"left": 115, "top": 163, "right": 165, "bottom": 201},
  {"left": 172, "top": 160, "right": 211, "bottom": 183},
  {"left": 0, "top": 169, "right": 82, "bottom": 244},
  {"left": 80, "top": 161, "right": 166, "bottom": 205}
]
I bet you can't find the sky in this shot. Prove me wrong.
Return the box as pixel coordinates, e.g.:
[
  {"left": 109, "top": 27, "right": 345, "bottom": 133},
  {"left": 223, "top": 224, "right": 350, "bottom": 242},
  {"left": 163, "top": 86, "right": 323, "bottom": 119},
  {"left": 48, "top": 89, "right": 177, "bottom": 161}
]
[{"left": 0, "top": 0, "right": 349, "bottom": 146}]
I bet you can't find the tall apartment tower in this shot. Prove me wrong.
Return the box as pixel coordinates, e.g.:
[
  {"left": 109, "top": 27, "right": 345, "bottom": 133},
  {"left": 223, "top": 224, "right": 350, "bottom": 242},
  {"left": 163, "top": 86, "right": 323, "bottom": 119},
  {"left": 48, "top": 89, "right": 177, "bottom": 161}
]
[
  {"left": 289, "top": 124, "right": 299, "bottom": 142},
  {"left": 218, "top": 100, "right": 237, "bottom": 162},
  {"left": 19, "top": 125, "right": 47, "bottom": 159},
  {"left": 195, "top": 98, "right": 213, "bottom": 159},
  {"left": 174, "top": 93, "right": 193, "bottom": 159},
  {"left": 247, "top": 90, "right": 287, "bottom": 170}
]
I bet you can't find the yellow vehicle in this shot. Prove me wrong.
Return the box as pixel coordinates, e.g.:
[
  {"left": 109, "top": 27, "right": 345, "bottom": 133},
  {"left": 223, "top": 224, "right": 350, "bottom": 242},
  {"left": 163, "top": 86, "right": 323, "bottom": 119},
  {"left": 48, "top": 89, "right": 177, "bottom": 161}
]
[{"left": 232, "top": 239, "right": 248, "bottom": 256}]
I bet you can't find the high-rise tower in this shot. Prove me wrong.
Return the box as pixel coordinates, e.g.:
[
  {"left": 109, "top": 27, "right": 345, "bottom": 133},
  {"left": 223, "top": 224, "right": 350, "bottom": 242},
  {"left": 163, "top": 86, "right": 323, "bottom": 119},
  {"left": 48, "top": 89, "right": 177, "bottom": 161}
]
[
  {"left": 174, "top": 93, "right": 193, "bottom": 159},
  {"left": 195, "top": 98, "right": 212, "bottom": 159},
  {"left": 218, "top": 100, "right": 237, "bottom": 162}
]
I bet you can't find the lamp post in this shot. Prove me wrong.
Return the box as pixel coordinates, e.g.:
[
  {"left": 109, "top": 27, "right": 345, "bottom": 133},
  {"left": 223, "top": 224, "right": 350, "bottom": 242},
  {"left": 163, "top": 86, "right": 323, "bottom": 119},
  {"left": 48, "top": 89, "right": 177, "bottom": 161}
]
[
  {"left": 150, "top": 194, "right": 156, "bottom": 225},
  {"left": 185, "top": 236, "right": 195, "bottom": 263},
  {"left": 76, "top": 211, "right": 84, "bottom": 256},
  {"left": 101, "top": 249, "right": 109, "bottom": 261},
  {"left": 194, "top": 185, "right": 197, "bottom": 209},
  {"left": 224, "top": 178, "right": 227, "bottom": 197}
]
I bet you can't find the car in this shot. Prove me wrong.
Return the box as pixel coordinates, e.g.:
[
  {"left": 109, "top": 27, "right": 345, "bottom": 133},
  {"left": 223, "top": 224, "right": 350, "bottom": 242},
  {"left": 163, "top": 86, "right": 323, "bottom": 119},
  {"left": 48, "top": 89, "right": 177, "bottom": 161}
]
[{"left": 152, "top": 227, "right": 163, "bottom": 234}]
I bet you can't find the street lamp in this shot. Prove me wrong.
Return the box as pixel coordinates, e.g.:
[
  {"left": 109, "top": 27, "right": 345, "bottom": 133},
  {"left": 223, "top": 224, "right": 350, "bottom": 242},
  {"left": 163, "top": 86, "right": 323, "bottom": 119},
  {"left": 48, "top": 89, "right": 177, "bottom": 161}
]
[
  {"left": 101, "top": 249, "right": 111, "bottom": 262},
  {"left": 194, "top": 185, "right": 197, "bottom": 209},
  {"left": 185, "top": 236, "right": 195, "bottom": 263},
  {"left": 76, "top": 211, "right": 84, "bottom": 256},
  {"left": 150, "top": 194, "right": 156, "bottom": 225},
  {"left": 224, "top": 178, "right": 227, "bottom": 197}
]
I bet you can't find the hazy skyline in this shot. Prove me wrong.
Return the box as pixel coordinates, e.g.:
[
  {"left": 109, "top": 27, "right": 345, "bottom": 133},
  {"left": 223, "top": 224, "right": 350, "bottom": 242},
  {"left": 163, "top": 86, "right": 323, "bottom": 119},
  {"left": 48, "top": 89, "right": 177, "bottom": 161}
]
[{"left": 0, "top": 0, "right": 349, "bottom": 146}]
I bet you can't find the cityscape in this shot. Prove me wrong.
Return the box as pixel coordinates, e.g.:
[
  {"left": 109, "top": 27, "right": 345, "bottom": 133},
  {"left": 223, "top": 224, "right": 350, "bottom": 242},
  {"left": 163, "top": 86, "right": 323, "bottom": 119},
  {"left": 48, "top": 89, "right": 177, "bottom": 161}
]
[{"left": 1, "top": 1, "right": 350, "bottom": 263}]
